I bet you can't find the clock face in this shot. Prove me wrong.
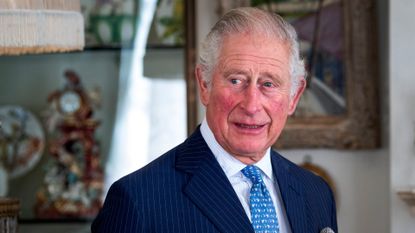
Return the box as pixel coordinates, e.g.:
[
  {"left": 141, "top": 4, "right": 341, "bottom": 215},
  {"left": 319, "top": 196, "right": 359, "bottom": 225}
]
[{"left": 59, "top": 91, "right": 81, "bottom": 114}]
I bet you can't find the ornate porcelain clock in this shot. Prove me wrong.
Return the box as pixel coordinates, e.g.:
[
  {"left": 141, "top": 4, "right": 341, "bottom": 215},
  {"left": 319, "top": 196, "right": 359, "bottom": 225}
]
[{"left": 35, "top": 70, "right": 103, "bottom": 219}]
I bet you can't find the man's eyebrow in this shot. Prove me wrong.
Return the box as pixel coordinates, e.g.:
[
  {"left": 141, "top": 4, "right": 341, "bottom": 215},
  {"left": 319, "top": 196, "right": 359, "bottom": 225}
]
[
  {"left": 222, "top": 69, "right": 250, "bottom": 77},
  {"left": 221, "top": 69, "right": 285, "bottom": 82},
  {"left": 259, "top": 71, "right": 282, "bottom": 80}
]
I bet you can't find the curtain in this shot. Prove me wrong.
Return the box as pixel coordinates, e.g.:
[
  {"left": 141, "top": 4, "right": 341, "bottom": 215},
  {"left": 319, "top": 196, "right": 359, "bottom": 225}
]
[{"left": 104, "top": 0, "right": 157, "bottom": 194}]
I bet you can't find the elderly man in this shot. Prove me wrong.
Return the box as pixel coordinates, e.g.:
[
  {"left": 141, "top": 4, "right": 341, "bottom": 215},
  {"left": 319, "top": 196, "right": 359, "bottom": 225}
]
[{"left": 92, "top": 7, "right": 337, "bottom": 233}]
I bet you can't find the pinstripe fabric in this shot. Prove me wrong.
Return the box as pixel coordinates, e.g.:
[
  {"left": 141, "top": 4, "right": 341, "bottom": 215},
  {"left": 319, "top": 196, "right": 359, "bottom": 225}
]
[
  {"left": 271, "top": 152, "right": 338, "bottom": 233},
  {"left": 91, "top": 127, "right": 337, "bottom": 233}
]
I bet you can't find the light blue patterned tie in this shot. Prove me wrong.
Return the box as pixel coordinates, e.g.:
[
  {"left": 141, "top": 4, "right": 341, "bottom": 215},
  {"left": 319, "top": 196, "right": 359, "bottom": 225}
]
[{"left": 241, "top": 165, "right": 279, "bottom": 233}]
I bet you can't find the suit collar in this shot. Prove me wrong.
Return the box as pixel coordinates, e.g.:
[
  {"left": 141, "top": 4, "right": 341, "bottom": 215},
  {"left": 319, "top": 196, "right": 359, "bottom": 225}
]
[
  {"left": 200, "top": 119, "right": 273, "bottom": 181},
  {"left": 176, "top": 128, "right": 254, "bottom": 233},
  {"left": 175, "top": 128, "right": 310, "bottom": 233},
  {"left": 271, "top": 151, "right": 309, "bottom": 233}
]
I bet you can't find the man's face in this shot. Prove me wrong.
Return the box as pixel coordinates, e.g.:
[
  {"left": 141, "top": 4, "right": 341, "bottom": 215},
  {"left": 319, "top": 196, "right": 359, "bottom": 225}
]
[{"left": 196, "top": 33, "right": 305, "bottom": 164}]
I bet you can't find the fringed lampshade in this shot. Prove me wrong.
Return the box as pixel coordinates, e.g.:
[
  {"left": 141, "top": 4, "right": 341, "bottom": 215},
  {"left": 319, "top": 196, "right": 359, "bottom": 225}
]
[{"left": 0, "top": 0, "right": 84, "bottom": 55}]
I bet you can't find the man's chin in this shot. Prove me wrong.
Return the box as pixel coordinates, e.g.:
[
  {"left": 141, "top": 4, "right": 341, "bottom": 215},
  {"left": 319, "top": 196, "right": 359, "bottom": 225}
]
[{"left": 228, "top": 145, "right": 268, "bottom": 161}]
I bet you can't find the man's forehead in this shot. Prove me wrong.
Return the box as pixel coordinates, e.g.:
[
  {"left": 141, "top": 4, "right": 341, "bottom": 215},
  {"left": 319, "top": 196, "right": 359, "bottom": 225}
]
[
  {"left": 219, "top": 33, "right": 289, "bottom": 54},
  {"left": 218, "top": 54, "right": 287, "bottom": 69},
  {"left": 221, "top": 30, "right": 287, "bottom": 44}
]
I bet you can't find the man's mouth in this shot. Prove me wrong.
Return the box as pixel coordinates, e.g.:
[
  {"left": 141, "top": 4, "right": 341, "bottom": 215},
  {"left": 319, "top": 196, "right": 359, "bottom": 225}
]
[{"left": 235, "top": 123, "right": 265, "bottom": 129}]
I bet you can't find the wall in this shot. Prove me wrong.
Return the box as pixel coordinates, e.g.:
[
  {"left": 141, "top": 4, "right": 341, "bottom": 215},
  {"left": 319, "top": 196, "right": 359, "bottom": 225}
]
[
  {"left": 390, "top": 0, "right": 415, "bottom": 232},
  {"left": 196, "top": 0, "right": 390, "bottom": 232}
]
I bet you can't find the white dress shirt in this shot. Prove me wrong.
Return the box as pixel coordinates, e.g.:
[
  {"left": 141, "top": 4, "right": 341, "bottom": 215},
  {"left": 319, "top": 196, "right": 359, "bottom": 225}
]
[{"left": 200, "top": 119, "right": 292, "bottom": 233}]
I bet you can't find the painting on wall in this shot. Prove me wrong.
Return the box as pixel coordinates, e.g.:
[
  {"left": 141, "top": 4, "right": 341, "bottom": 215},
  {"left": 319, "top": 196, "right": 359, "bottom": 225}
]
[
  {"left": 81, "top": 0, "right": 138, "bottom": 48},
  {"left": 146, "top": 0, "right": 185, "bottom": 47},
  {"left": 81, "top": 0, "right": 184, "bottom": 48}
]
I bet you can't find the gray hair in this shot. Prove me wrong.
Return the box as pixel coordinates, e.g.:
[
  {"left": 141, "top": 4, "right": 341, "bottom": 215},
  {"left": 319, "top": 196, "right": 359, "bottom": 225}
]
[{"left": 198, "top": 7, "right": 306, "bottom": 96}]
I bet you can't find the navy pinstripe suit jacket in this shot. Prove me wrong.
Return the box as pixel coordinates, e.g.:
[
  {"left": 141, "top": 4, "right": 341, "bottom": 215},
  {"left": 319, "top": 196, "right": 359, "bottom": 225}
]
[{"left": 91, "top": 128, "right": 337, "bottom": 233}]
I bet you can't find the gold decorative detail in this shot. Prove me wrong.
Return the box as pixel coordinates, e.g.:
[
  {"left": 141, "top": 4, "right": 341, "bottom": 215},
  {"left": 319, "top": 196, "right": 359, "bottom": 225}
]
[
  {"left": 0, "top": 198, "right": 19, "bottom": 218},
  {"left": 397, "top": 189, "right": 415, "bottom": 215},
  {"left": 300, "top": 155, "right": 337, "bottom": 202},
  {"left": 0, "top": 198, "right": 19, "bottom": 233}
]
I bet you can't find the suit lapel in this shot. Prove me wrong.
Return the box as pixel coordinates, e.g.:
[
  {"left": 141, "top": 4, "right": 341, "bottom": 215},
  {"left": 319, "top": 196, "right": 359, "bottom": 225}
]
[
  {"left": 271, "top": 151, "right": 309, "bottom": 233},
  {"left": 176, "top": 128, "right": 254, "bottom": 233}
]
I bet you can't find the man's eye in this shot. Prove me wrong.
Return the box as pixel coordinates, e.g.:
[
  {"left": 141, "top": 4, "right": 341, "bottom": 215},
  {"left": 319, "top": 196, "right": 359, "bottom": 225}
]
[
  {"left": 230, "top": 79, "right": 241, "bottom": 85},
  {"left": 263, "top": 81, "right": 274, "bottom": 88}
]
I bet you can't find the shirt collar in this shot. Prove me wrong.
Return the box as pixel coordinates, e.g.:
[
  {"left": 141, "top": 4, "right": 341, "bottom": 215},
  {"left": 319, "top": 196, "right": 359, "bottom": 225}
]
[{"left": 200, "top": 118, "right": 274, "bottom": 181}]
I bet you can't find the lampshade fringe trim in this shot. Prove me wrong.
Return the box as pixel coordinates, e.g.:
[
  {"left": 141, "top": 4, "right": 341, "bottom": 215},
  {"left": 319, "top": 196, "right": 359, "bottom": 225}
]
[{"left": 0, "top": 9, "right": 84, "bottom": 55}]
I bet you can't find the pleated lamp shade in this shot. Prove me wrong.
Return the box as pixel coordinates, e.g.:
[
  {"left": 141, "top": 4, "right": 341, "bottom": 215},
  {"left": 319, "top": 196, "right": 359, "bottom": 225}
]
[{"left": 0, "top": 0, "right": 84, "bottom": 55}]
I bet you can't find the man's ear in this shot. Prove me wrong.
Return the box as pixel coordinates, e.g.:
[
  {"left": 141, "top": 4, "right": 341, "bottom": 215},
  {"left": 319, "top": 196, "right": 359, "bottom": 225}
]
[
  {"left": 288, "top": 78, "right": 306, "bottom": 115},
  {"left": 195, "top": 65, "right": 210, "bottom": 106}
]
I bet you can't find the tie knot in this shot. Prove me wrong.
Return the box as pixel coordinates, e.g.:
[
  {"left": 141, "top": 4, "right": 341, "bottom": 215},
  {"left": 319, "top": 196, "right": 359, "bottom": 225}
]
[{"left": 241, "top": 165, "right": 263, "bottom": 184}]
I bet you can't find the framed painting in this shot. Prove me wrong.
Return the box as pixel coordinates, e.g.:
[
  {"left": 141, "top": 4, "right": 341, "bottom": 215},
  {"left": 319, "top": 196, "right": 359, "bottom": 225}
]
[
  {"left": 81, "top": 0, "right": 184, "bottom": 49},
  {"left": 146, "top": 0, "right": 185, "bottom": 47},
  {"left": 81, "top": 0, "right": 139, "bottom": 48}
]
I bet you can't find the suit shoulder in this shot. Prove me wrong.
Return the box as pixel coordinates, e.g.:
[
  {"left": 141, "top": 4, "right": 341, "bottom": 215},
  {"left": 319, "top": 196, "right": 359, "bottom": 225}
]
[
  {"left": 272, "top": 152, "right": 333, "bottom": 193},
  {"left": 116, "top": 145, "right": 180, "bottom": 185},
  {"left": 271, "top": 151, "right": 337, "bottom": 230}
]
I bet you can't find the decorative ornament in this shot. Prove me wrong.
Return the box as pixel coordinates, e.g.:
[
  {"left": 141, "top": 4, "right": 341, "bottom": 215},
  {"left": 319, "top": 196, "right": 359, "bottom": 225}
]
[
  {"left": 35, "top": 70, "right": 103, "bottom": 219},
  {"left": 0, "top": 106, "right": 45, "bottom": 196}
]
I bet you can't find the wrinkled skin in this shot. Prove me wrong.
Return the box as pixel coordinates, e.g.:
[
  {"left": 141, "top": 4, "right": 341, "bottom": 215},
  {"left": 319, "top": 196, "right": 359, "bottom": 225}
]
[{"left": 196, "top": 32, "right": 305, "bottom": 164}]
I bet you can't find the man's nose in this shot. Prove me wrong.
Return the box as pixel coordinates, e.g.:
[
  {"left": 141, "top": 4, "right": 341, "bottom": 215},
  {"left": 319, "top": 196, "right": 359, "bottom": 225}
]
[{"left": 240, "top": 84, "right": 262, "bottom": 115}]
